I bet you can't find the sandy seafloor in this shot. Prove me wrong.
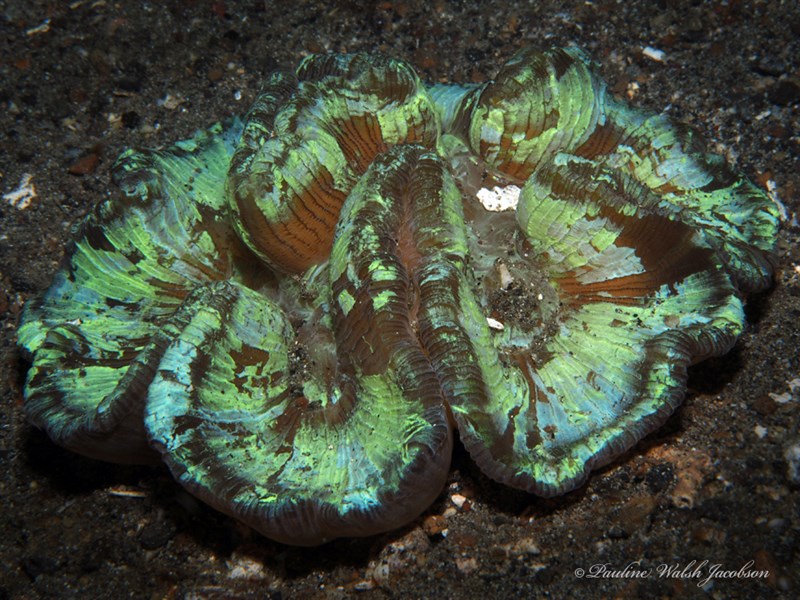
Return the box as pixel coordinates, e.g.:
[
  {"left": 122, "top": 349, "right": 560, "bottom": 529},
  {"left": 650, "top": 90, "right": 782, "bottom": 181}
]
[{"left": 1, "top": 1, "right": 799, "bottom": 598}]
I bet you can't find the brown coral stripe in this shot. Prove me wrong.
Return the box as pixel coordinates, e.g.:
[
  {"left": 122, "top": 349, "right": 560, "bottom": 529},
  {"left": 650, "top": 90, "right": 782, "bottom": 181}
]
[
  {"left": 277, "top": 200, "right": 331, "bottom": 268},
  {"left": 558, "top": 209, "right": 716, "bottom": 306},
  {"left": 450, "top": 86, "right": 482, "bottom": 140},
  {"left": 488, "top": 405, "right": 522, "bottom": 462},
  {"left": 291, "top": 166, "right": 346, "bottom": 239},
  {"left": 231, "top": 187, "right": 289, "bottom": 268},
  {"left": 416, "top": 262, "right": 493, "bottom": 420},
  {"left": 480, "top": 101, "right": 560, "bottom": 181},
  {"left": 184, "top": 205, "right": 237, "bottom": 279},
  {"left": 558, "top": 272, "right": 665, "bottom": 306},
  {"left": 699, "top": 160, "right": 738, "bottom": 192},
  {"left": 377, "top": 64, "right": 414, "bottom": 100},
  {"left": 234, "top": 165, "right": 347, "bottom": 273},
  {"left": 333, "top": 113, "right": 387, "bottom": 173},
  {"left": 146, "top": 278, "right": 191, "bottom": 300},
  {"left": 295, "top": 54, "right": 342, "bottom": 81},
  {"left": 512, "top": 351, "right": 551, "bottom": 404},
  {"left": 574, "top": 120, "right": 629, "bottom": 159},
  {"left": 333, "top": 277, "right": 389, "bottom": 377},
  {"left": 652, "top": 181, "right": 684, "bottom": 195},
  {"left": 604, "top": 210, "right": 712, "bottom": 274},
  {"left": 267, "top": 201, "right": 318, "bottom": 264},
  {"left": 290, "top": 170, "right": 345, "bottom": 238},
  {"left": 229, "top": 344, "right": 272, "bottom": 394},
  {"left": 550, "top": 47, "right": 576, "bottom": 79},
  {"left": 83, "top": 221, "right": 118, "bottom": 252},
  {"left": 267, "top": 394, "right": 312, "bottom": 461},
  {"left": 329, "top": 147, "right": 453, "bottom": 424}
]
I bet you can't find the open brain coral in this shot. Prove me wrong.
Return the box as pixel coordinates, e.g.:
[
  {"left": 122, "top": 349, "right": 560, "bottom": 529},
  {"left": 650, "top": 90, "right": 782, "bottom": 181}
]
[{"left": 18, "top": 47, "right": 778, "bottom": 545}]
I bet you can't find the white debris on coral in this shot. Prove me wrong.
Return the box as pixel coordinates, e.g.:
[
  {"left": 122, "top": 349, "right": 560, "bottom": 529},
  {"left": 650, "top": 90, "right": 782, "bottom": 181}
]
[
  {"left": 476, "top": 184, "right": 521, "bottom": 211},
  {"left": 486, "top": 317, "right": 505, "bottom": 331},
  {"left": 766, "top": 179, "right": 792, "bottom": 224},
  {"left": 497, "top": 262, "right": 513, "bottom": 288},
  {"left": 3, "top": 173, "right": 37, "bottom": 210}
]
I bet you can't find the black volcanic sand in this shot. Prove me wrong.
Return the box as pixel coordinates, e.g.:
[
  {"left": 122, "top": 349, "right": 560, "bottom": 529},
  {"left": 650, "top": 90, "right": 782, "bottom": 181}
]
[{"left": 1, "top": 2, "right": 798, "bottom": 598}]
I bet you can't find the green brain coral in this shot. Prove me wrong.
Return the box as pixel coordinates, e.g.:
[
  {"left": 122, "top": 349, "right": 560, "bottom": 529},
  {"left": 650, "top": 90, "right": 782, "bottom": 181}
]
[{"left": 17, "top": 47, "right": 778, "bottom": 545}]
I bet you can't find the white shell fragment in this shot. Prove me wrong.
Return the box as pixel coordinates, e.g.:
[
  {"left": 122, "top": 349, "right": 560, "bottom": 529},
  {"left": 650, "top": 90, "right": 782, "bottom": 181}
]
[
  {"left": 3, "top": 173, "right": 37, "bottom": 210},
  {"left": 497, "top": 263, "right": 514, "bottom": 288},
  {"left": 486, "top": 317, "right": 505, "bottom": 331},
  {"left": 476, "top": 184, "right": 521, "bottom": 211},
  {"left": 642, "top": 46, "right": 666, "bottom": 62}
]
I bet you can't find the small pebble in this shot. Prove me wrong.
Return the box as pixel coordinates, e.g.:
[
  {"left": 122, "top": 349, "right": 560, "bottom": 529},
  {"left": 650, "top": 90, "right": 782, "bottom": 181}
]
[
  {"left": 68, "top": 153, "right": 100, "bottom": 176},
  {"left": 783, "top": 441, "right": 800, "bottom": 485},
  {"left": 22, "top": 554, "right": 60, "bottom": 580},
  {"left": 752, "top": 395, "right": 778, "bottom": 416},
  {"left": 616, "top": 495, "right": 657, "bottom": 536},
  {"left": 227, "top": 553, "right": 268, "bottom": 580},
  {"left": 511, "top": 537, "right": 541, "bottom": 557},
  {"left": 452, "top": 532, "right": 478, "bottom": 548},
  {"left": 353, "top": 580, "right": 375, "bottom": 591},
  {"left": 642, "top": 46, "right": 665, "bottom": 62},
  {"left": 138, "top": 521, "right": 175, "bottom": 550},
  {"left": 422, "top": 514, "right": 447, "bottom": 536},
  {"left": 455, "top": 556, "right": 478, "bottom": 574},
  {"left": 767, "top": 79, "right": 800, "bottom": 106},
  {"left": 121, "top": 111, "right": 141, "bottom": 129},
  {"left": 645, "top": 462, "right": 675, "bottom": 493},
  {"left": 451, "top": 493, "right": 467, "bottom": 508}
]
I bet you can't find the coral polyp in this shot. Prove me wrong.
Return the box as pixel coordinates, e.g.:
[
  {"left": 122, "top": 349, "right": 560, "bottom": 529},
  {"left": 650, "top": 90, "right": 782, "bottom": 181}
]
[{"left": 18, "top": 47, "right": 778, "bottom": 545}]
